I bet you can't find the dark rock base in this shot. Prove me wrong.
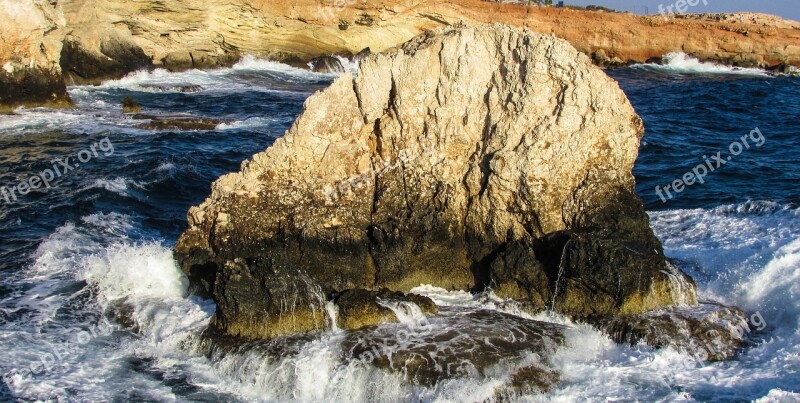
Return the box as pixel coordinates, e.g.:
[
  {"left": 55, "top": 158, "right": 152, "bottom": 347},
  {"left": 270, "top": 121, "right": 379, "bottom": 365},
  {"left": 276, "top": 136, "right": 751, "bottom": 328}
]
[{"left": 0, "top": 67, "right": 72, "bottom": 113}]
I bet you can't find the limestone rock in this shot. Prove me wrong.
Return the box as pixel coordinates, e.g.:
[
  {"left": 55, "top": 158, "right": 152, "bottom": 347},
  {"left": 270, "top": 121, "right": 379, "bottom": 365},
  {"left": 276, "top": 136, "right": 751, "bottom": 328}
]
[
  {"left": 174, "top": 24, "right": 697, "bottom": 340},
  {"left": 60, "top": 36, "right": 154, "bottom": 85},
  {"left": 0, "top": 0, "right": 72, "bottom": 112}
]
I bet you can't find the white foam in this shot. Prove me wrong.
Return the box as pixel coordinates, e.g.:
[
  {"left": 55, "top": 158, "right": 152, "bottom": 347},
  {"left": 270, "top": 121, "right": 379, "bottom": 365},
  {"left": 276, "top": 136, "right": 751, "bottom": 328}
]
[
  {"left": 5, "top": 198, "right": 800, "bottom": 401},
  {"left": 756, "top": 389, "right": 800, "bottom": 402},
  {"left": 377, "top": 299, "right": 429, "bottom": 327},
  {"left": 83, "top": 177, "right": 148, "bottom": 197},
  {"left": 92, "top": 55, "right": 337, "bottom": 95},
  {"left": 215, "top": 116, "right": 278, "bottom": 131},
  {"left": 335, "top": 55, "right": 360, "bottom": 74},
  {"left": 743, "top": 238, "right": 800, "bottom": 326},
  {"left": 649, "top": 201, "right": 800, "bottom": 307},
  {"left": 233, "top": 55, "right": 340, "bottom": 79},
  {"left": 81, "top": 243, "right": 187, "bottom": 302},
  {"left": 633, "top": 52, "right": 771, "bottom": 77},
  {"left": 155, "top": 162, "right": 176, "bottom": 172}
]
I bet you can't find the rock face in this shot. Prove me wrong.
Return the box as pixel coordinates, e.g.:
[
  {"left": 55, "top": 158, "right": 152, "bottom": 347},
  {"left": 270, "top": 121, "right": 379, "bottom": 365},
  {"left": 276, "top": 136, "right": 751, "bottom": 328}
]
[
  {"left": 56, "top": 0, "right": 800, "bottom": 83},
  {"left": 0, "top": 0, "right": 71, "bottom": 112},
  {"left": 58, "top": 0, "right": 239, "bottom": 84},
  {"left": 175, "top": 24, "right": 697, "bottom": 340}
]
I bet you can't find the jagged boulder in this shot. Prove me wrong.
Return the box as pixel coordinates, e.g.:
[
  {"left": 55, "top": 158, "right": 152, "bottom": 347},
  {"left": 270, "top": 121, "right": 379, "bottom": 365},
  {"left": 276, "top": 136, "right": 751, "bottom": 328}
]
[{"left": 175, "top": 24, "right": 697, "bottom": 340}]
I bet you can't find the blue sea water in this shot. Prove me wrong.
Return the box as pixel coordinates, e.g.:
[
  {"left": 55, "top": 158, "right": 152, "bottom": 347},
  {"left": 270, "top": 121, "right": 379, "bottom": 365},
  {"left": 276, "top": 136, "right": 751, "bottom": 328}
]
[{"left": 0, "top": 55, "right": 798, "bottom": 401}]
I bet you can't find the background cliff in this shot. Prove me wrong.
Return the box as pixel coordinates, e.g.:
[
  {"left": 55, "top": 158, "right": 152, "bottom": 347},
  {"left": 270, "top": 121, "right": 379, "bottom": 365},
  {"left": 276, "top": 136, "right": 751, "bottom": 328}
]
[
  {"left": 57, "top": 0, "right": 800, "bottom": 84},
  {"left": 4, "top": 0, "right": 799, "bottom": 107}
]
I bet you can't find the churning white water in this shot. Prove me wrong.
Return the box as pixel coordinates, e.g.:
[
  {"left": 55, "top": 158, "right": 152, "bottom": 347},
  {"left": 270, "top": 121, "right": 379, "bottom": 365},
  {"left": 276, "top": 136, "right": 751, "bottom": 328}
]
[
  {"left": 632, "top": 52, "right": 772, "bottom": 77},
  {"left": 1, "top": 58, "right": 798, "bottom": 401}
]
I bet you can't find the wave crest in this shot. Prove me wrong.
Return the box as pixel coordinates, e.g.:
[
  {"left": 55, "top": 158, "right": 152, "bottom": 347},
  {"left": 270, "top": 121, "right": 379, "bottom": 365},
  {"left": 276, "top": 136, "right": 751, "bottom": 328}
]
[{"left": 632, "top": 52, "right": 771, "bottom": 77}]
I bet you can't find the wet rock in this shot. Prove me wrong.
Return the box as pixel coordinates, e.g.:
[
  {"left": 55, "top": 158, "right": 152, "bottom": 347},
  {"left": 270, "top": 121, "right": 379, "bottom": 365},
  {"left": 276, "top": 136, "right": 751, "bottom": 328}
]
[
  {"left": 341, "top": 307, "right": 565, "bottom": 388},
  {"left": 175, "top": 25, "right": 696, "bottom": 340},
  {"left": 507, "top": 366, "right": 560, "bottom": 394},
  {"left": 105, "top": 300, "right": 138, "bottom": 331},
  {"left": 352, "top": 48, "right": 372, "bottom": 64},
  {"left": 334, "top": 288, "right": 437, "bottom": 330},
  {"left": 0, "top": 68, "right": 72, "bottom": 113},
  {"left": 771, "top": 63, "right": 800, "bottom": 76},
  {"left": 132, "top": 114, "right": 223, "bottom": 131},
  {"left": 592, "top": 49, "right": 628, "bottom": 67},
  {"left": 122, "top": 97, "right": 142, "bottom": 113},
  {"left": 598, "top": 302, "right": 751, "bottom": 361},
  {"left": 310, "top": 56, "right": 345, "bottom": 73},
  {"left": 160, "top": 50, "right": 241, "bottom": 72}
]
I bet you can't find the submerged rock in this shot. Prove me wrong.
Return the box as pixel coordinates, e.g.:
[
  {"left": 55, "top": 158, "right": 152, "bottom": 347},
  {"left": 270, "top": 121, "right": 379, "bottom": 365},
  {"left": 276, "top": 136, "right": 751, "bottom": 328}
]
[
  {"left": 199, "top": 305, "right": 566, "bottom": 395},
  {"left": 122, "top": 97, "right": 142, "bottom": 114},
  {"left": 139, "top": 84, "right": 204, "bottom": 93},
  {"left": 341, "top": 307, "right": 565, "bottom": 388},
  {"left": 132, "top": 114, "right": 223, "bottom": 131},
  {"left": 175, "top": 24, "right": 696, "bottom": 340}
]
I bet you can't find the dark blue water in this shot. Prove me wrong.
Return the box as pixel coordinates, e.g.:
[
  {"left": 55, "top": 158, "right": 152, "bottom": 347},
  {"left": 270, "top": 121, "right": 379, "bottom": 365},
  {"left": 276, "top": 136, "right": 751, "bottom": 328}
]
[
  {"left": 611, "top": 70, "right": 800, "bottom": 209},
  {"left": 0, "top": 59, "right": 798, "bottom": 401}
]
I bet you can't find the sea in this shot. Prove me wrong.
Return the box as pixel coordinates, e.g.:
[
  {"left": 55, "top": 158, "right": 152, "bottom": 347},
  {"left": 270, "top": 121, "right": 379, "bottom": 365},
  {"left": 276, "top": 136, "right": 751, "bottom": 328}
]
[{"left": 0, "top": 53, "right": 798, "bottom": 401}]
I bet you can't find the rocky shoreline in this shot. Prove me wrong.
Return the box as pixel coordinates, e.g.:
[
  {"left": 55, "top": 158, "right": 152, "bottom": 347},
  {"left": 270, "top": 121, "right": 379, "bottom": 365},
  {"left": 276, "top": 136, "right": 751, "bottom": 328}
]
[{"left": 3, "top": 0, "right": 800, "bottom": 110}]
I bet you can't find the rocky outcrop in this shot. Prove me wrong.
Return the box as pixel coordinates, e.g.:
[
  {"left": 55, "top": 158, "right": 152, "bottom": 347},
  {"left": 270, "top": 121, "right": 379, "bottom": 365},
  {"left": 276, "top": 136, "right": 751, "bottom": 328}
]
[
  {"left": 58, "top": 0, "right": 240, "bottom": 84},
  {"left": 60, "top": 36, "right": 154, "bottom": 85},
  {"left": 0, "top": 0, "right": 71, "bottom": 112},
  {"left": 174, "top": 24, "right": 699, "bottom": 340}
]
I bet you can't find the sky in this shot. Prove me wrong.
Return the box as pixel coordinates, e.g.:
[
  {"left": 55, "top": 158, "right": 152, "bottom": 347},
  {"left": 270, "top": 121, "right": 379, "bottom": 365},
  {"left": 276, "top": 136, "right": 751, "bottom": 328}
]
[{"left": 564, "top": 0, "right": 800, "bottom": 21}]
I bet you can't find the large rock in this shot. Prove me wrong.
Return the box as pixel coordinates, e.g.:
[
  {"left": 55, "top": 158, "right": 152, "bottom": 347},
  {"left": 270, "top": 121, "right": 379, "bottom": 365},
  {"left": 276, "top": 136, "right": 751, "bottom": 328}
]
[
  {"left": 175, "top": 24, "right": 697, "bottom": 340},
  {"left": 0, "top": 0, "right": 71, "bottom": 112}
]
